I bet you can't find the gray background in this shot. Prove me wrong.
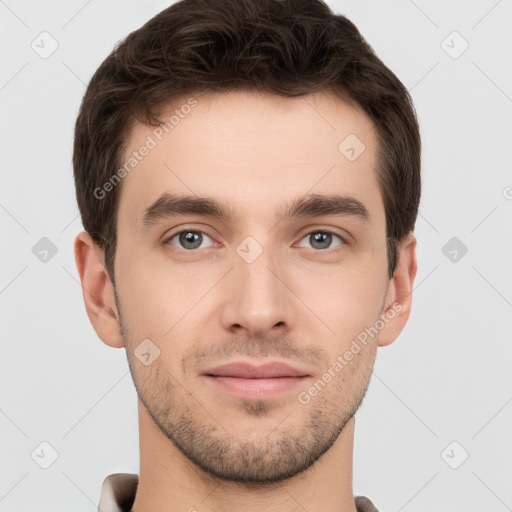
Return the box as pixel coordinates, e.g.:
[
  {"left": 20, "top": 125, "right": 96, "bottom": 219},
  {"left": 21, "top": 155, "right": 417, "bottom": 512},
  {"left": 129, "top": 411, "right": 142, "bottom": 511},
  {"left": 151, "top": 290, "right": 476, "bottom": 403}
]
[{"left": 1, "top": 0, "right": 511, "bottom": 510}]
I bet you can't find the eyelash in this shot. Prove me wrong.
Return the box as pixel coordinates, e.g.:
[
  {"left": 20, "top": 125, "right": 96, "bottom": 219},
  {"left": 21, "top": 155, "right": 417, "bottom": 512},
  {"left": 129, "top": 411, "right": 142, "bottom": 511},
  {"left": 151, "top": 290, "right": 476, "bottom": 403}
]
[{"left": 164, "top": 228, "right": 348, "bottom": 252}]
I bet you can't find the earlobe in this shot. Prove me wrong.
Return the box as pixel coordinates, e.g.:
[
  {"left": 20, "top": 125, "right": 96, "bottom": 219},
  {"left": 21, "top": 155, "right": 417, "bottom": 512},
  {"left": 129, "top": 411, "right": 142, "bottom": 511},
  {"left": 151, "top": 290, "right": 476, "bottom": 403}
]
[
  {"left": 74, "top": 231, "right": 124, "bottom": 348},
  {"left": 377, "top": 234, "right": 418, "bottom": 347}
]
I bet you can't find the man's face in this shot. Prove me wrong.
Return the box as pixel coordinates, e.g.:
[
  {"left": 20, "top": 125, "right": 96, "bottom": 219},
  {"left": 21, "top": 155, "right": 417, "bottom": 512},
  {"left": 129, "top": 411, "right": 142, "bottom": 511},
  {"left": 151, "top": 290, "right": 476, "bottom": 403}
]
[{"left": 113, "top": 90, "right": 390, "bottom": 482}]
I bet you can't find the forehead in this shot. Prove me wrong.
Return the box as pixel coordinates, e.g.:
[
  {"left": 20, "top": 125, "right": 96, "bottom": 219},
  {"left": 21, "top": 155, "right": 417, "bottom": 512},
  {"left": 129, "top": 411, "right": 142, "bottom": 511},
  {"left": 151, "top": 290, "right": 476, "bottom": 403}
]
[{"left": 117, "top": 89, "right": 383, "bottom": 231}]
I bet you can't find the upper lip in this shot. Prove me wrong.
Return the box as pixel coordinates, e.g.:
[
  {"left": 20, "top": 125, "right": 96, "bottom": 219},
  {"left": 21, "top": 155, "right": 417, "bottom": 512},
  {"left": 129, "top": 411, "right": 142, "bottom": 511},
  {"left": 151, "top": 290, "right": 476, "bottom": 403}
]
[{"left": 202, "top": 361, "right": 309, "bottom": 378}]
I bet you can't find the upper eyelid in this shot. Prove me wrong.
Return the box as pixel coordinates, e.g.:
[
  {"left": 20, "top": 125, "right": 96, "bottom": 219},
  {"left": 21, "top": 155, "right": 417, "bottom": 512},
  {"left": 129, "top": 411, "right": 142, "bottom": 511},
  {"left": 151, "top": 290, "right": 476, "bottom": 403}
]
[
  {"left": 165, "top": 227, "right": 214, "bottom": 241},
  {"left": 296, "top": 230, "right": 346, "bottom": 244}
]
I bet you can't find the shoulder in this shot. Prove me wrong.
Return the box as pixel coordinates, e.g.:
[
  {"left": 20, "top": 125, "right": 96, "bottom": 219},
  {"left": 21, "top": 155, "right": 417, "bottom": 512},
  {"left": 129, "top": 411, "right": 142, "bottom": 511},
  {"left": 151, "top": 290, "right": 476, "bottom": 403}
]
[
  {"left": 97, "top": 473, "right": 139, "bottom": 512},
  {"left": 355, "top": 495, "right": 380, "bottom": 512}
]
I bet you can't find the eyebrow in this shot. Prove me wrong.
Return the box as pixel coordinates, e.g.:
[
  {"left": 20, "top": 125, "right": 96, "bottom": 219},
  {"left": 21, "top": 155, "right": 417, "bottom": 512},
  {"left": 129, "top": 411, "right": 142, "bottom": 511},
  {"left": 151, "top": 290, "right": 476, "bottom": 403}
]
[{"left": 140, "top": 192, "right": 370, "bottom": 228}]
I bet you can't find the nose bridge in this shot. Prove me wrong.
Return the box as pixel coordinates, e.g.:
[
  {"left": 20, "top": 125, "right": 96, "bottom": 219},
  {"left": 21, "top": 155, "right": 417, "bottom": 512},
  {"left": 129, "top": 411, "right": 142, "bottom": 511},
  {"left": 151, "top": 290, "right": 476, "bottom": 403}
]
[{"left": 239, "top": 240, "right": 278, "bottom": 296}]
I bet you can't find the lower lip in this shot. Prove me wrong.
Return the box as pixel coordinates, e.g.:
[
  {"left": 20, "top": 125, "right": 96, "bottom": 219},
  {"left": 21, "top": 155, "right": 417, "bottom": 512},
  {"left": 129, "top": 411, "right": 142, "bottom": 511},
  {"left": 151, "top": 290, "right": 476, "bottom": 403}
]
[{"left": 204, "top": 375, "right": 308, "bottom": 400}]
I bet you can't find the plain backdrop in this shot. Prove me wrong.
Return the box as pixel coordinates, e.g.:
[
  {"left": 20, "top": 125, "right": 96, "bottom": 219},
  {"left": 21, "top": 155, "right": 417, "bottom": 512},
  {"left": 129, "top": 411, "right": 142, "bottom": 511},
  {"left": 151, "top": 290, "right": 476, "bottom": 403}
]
[{"left": 1, "top": 1, "right": 511, "bottom": 511}]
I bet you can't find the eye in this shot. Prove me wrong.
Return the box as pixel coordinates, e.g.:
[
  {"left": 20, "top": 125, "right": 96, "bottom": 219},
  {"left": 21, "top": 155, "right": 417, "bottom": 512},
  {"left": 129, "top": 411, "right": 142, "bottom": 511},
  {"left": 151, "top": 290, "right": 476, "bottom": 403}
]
[
  {"left": 164, "top": 228, "right": 347, "bottom": 252},
  {"left": 296, "top": 230, "right": 346, "bottom": 251},
  {"left": 165, "top": 230, "right": 215, "bottom": 251}
]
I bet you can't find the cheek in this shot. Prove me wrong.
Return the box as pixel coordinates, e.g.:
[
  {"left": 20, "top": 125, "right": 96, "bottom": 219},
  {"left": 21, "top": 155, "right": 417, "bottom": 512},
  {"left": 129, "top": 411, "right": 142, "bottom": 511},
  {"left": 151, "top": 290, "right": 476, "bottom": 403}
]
[
  {"left": 117, "top": 267, "right": 213, "bottom": 369},
  {"left": 115, "top": 243, "right": 183, "bottom": 329},
  {"left": 293, "top": 262, "right": 386, "bottom": 345}
]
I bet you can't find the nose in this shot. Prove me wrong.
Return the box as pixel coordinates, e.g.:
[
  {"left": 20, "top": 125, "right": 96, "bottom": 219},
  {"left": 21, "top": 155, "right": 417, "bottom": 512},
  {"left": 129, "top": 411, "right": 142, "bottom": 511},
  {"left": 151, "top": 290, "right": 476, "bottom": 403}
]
[{"left": 219, "top": 244, "right": 294, "bottom": 337}]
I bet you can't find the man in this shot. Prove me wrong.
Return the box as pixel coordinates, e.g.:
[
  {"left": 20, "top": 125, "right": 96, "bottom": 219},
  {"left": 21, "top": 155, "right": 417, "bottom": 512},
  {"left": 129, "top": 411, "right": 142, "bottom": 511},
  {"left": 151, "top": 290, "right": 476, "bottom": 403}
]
[{"left": 73, "top": 0, "right": 420, "bottom": 510}]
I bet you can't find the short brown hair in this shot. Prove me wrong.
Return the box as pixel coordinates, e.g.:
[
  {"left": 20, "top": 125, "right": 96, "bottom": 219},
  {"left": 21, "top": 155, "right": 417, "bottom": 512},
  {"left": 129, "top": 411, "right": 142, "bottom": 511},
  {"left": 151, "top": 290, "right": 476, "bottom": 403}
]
[{"left": 73, "top": 0, "right": 421, "bottom": 283}]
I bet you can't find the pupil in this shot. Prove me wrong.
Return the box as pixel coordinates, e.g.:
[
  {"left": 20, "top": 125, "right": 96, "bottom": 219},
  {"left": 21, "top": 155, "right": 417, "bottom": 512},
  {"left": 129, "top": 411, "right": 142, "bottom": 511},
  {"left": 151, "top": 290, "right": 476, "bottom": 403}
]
[
  {"left": 181, "top": 231, "right": 201, "bottom": 249},
  {"left": 312, "top": 232, "right": 331, "bottom": 249}
]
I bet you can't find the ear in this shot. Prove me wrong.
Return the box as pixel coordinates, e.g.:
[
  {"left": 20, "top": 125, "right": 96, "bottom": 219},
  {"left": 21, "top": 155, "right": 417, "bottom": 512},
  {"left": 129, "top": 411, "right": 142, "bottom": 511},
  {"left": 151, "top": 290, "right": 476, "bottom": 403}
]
[
  {"left": 377, "top": 233, "right": 418, "bottom": 347},
  {"left": 74, "top": 231, "right": 124, "bottom": 348}
]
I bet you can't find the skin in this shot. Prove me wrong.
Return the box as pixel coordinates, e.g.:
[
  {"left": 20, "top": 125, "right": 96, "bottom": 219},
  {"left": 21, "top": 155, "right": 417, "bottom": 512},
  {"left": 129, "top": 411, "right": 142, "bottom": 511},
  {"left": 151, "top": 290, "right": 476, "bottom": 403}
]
[{"left": 75, "top": 89, "right": 417, "bottom": 512}]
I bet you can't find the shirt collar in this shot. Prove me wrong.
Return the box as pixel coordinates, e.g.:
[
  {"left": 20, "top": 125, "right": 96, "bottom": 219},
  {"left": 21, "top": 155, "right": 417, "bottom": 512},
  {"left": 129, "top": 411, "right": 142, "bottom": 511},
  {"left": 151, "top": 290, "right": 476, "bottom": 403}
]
[{"left": 97, "top": 473, "right": 379, "bottom": 512}]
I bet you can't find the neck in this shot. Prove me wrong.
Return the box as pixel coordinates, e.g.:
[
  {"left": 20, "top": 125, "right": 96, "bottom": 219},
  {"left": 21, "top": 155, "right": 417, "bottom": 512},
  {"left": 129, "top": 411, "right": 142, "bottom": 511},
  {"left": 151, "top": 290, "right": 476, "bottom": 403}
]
[{"left": 131, "top": 400, "right": 359, "bottom": 512}]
